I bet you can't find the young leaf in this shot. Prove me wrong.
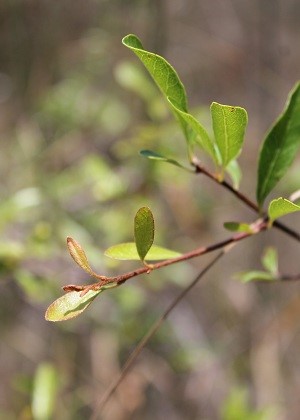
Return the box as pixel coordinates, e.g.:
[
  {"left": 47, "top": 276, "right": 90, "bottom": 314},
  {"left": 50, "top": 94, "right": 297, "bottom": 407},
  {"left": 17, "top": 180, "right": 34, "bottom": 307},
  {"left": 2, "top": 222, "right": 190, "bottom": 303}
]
[
  {"left": 105, "top": 242, "right": 181, "bottom": 261},
  {"left": 45, "top": 284, "right": 117, "bottom": 322},
  {"left": 262, "top": 247, "right": 278, "bottom": 276},
  {"left": 268, "top": 197, "right": 300, "bottom": 222},
  {"left": 67, "top": 237, "right": 93, "bottom": 275},
  {"left": 134, "top": 207, "right": 155, "bottom": 261},
  {"left": 211, "top": 102, "right": 248, "bottom": 168},
  {"left": 223, "top": 222, "right": 254, "bottom": 233},
  {"left": 45, "top": 289, "right": 102, "bottom": 321},
  {"left": 139, "top": 150, "right": 192, "bottom": 171},
  {"left": 225, "top": 159, "right": 242, "bottom": 190},
  {"left": 237, "top": 270, "right": 275, "bottom": 283},
  {"left": 256, "top": 82, "right": 300, "bottom": 206}
]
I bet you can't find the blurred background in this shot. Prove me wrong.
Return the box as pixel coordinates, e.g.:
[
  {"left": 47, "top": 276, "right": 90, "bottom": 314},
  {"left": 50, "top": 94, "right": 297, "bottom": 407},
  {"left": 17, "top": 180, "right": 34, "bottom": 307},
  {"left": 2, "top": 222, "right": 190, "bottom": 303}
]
[{"left": 1, "top": 0, "right": 300, "bottom": 419}]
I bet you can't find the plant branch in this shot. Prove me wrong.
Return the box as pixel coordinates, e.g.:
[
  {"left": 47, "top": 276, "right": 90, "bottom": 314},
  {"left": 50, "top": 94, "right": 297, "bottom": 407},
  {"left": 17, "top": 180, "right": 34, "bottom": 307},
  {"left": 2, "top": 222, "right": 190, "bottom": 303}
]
[
  {"left": 90, "top": 249, "right": 226, "bottom": 419},
  {"left": 192, "top": 159, "right": 300, "bottom": 242},
  {"left": 63, "top": 219, "right": 267, "bottom": 294}
]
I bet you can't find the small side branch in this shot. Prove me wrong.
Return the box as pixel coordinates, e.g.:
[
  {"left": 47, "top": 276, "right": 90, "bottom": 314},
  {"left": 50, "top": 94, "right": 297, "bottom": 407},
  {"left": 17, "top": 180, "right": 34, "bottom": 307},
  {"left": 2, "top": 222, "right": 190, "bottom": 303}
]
[
  {"left": 192, "top": 159, "right": 300, "bottom": 242},
  {"left": 63, "top": 219, "right": 267, "bottom": 294}
]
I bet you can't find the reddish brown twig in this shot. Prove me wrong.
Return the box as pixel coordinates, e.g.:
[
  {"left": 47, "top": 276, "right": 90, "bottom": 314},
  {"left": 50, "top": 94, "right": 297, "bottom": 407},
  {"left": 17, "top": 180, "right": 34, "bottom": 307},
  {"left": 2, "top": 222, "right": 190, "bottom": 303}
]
[
  {"left": 192, "top": 158, "right": 300, "bottom": 242},
  {"left": 63, "top": 218, "right": 268, "bottom": 295}
]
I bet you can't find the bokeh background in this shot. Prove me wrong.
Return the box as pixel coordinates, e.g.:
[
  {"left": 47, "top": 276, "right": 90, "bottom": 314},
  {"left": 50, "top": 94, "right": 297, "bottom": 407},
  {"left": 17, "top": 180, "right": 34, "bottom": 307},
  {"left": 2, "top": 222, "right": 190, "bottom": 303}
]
[{"left": 1, "top": 1, "right": 300, "bottom": 419}]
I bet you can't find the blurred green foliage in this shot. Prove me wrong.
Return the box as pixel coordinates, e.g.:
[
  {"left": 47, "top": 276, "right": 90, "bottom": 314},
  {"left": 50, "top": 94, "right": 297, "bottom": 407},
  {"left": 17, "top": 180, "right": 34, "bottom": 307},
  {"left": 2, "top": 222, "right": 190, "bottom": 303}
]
[{"left": 221, "top": 388, "right": 276, "bottom": 420}]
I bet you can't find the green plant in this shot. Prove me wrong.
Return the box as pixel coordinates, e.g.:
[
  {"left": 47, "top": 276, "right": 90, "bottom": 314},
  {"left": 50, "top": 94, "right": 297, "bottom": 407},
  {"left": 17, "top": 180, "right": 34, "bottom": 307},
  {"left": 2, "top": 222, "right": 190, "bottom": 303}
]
[
  {"left": 41, "top": 33, "right": 300, "bottom": 418},
  {"left": 45, "top": 34, "right": 300, "bottom": 322}
]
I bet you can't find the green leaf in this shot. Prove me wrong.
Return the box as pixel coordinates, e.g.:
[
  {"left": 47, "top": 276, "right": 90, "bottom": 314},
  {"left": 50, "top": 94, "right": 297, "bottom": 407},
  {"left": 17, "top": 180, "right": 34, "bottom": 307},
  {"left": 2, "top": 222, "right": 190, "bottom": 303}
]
[
  {"left": 167, "top": 97, "right": 219, "bottom": 163},
  {"left": 223, "top": 222, "right": 254, "bottom": 233},
  {"left": 134, "top": 207, "right": 155, "bottom": 261},
  {"left": 237, "top": 271, "right": 275, "bottom": 283},
  {"left": 211, "top": 102, "right": 248, "bottom": 168},
  {"left": 123, "top": 34, "right": 216, "bottom": 162},
  {"left": 66, "top": 237, "right": 93, "bottom": 275},
  {"left": 262, "top": 247, "right": 278, "bottom": 276},
  {"left": 268, "top": 197, "right": 300, "bottom": 222},
  {"left": 225, "top": 159, "right": 242, "bottom": 190},
  {"left": 32, "top": 363, "right": 58, "bottom": 420},
  {"left": 257, "top": 82, "right": 300, "bottom": 206},
  {"left": 104, "top": 242, "right": 181, "bottom": 261},
  {"left": 139, "top": 150, "right": 192, "bottom": 171},
  {"left": 122, "top": 34, "right": 191, "bottom": 152},
  {"left": 122, "top": 34, "right": 187, "bottom": 112},
  {"left": 45, "top": 287, "right": 113, "bottom": 322}
]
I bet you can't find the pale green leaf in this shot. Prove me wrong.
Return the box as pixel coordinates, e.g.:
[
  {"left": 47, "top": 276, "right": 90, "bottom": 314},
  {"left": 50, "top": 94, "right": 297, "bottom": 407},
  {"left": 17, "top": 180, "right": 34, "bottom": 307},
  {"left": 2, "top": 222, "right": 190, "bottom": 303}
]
[
  {"left": 66, "top": 237, "right": 93, "bottom": 275},
  {"left": 139, "top": 150, "right": 192, "bottom": 171},
  {"left": 145, "top": 245, "right": 181, "bottom": 260},
  {"left": 225, "top": 159, "right": 242, "bottom": 190},
  {"left": 237, "top": 271, "right": 275, "bottom": 283},
  {"left": 223, "top": 222, "right": 254, "bottom": 233},
  {"left": 211, "top": 102, "right": 248, "bottom": 168},
  {"left": 257, "top": 82, "right": 300, "bottom": 206},
  {"left": 268, "top": 197, "right": 300, "bottom": 222},
  {"left": 262, "top": 247, "right": 278, "bottom": 276},
  {"left": 104, "top": 242, "right": 181, "bottom": 261},
  {"left": 45, "top": 288, "right": 108, "bottom": 322}
]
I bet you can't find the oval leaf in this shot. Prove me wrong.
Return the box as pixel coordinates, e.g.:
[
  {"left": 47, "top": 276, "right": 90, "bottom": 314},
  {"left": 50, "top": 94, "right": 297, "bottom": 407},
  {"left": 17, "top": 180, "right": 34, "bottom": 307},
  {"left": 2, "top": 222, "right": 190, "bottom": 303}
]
[
  {"left": 211, "top": 102, "right": 248, "bottom": 168},
  {"left": 45, "top": 289, "right": 102, "bottom": 321},
  {"left": 134, "top": 207, "right": 155, "bottom": 261},
  {"left": 268, "top": 197, "right": 300, "bottom": 222},
  {"left": 105, "top": 242, "right": 181, "bottom": 261},
  {"left": 67, "top": 237, "right": 93, "bottom": 275},
  {"left": 256, "top": 82, "right": 300, "bottom": 206}
]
